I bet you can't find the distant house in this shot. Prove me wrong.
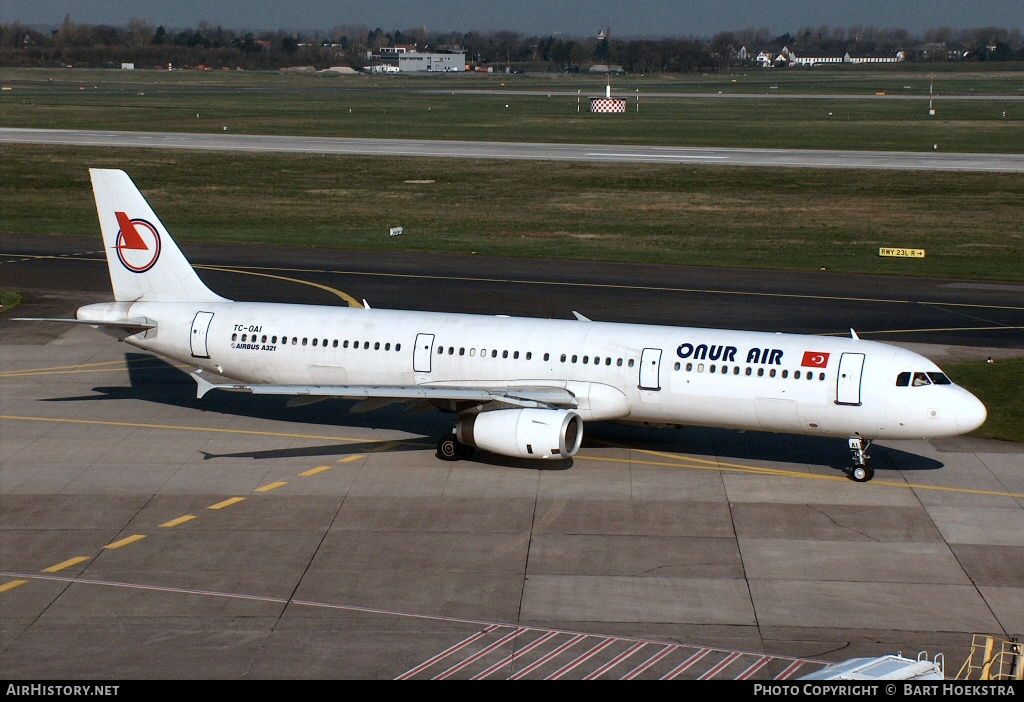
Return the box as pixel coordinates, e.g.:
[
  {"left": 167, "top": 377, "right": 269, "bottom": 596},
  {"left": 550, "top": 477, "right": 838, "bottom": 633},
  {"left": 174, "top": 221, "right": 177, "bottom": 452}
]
[{"left": 755, "top": 51, "right": 775, "bottom": 67}]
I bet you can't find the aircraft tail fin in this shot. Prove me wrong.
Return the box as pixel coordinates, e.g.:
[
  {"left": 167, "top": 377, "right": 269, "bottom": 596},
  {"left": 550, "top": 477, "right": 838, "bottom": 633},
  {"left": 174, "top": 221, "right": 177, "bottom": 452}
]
[{"left": 89, "top": 169, "right": 227, "bottom": 303}]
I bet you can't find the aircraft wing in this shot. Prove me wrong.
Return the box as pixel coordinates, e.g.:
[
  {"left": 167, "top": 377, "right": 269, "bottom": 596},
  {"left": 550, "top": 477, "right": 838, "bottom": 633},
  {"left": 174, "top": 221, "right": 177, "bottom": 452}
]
[{"left": 190, "top": 372, "right": 578, "bottom": 410}]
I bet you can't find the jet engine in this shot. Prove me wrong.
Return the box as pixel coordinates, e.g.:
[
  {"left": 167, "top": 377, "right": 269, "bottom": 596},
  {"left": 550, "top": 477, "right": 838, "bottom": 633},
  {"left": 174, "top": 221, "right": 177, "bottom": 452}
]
[{"left": 456, "top": 408, "right": 583, "bottom": 459}]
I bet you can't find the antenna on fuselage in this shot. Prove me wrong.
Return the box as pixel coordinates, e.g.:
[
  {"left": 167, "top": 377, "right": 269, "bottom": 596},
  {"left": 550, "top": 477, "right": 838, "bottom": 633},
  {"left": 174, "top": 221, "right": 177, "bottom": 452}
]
[{"left": 850, "top": 328, "right": 860, "bottom": 340}]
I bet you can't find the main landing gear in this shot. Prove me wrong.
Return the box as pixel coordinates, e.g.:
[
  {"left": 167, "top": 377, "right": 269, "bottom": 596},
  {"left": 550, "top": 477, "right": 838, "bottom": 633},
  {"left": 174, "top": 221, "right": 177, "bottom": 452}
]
[
  {"left": 437, "top": 432, "right": 475, "bottom": 461},
  {"left": 848, "top": 438, "right": 874, "bottom": 482}
]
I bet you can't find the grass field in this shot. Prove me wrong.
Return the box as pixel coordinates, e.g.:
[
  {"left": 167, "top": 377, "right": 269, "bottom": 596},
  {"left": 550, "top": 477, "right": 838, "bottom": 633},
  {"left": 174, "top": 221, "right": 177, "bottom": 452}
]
[
  {"left": 0, "top": 290, "right": 22, "bottom": 315},
  {"left": 2, "top": 67, "right": 1023, "bottom": 152},
  {"left": 2, "top": 144, "right": 1022, "bottom": 281},
  {"left": 945, "top": 357, "right": 1024, "bottom": 444}
]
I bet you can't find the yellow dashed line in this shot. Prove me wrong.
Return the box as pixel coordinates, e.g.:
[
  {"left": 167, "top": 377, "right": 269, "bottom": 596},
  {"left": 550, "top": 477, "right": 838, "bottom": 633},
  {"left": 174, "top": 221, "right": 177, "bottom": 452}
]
[
  {"left": 0, "top": 580, "right": 27, "bottom": 593},
  {"left": 160, "top": 515, "right": 197, "bottom": 528},
  {"left": 0, "top": 415, "right": 389, "bottom": 444},
  {"left": 209, "top": 497, "right": 245, "bottom": 510},
  {"left": 337, "top": 454, "right": 366, "bottom": 463},
  {"left": 369, "top": 441, "right": 403, "bottom": 454},
  {"left": 300, "top": 465, "right": 332, "bottom": 476},
  {"left": 254, "top": 481, "right": 287, "bottom": 493},
  {"left": 42, "top": 556, "right": 90, "bottom": 573},
  {"left": 104, "top": 535, "right": 146, "bottom": 550}
]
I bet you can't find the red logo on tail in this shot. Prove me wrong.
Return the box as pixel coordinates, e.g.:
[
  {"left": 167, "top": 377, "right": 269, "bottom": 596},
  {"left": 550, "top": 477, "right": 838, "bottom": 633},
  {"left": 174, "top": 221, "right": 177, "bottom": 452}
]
[{"left": 114, "top": 212, "right": 161, "bottom": 272}]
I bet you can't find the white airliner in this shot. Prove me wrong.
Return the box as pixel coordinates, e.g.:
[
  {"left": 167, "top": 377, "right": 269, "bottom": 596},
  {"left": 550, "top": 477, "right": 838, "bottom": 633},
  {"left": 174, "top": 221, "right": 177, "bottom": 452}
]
[{"left": 19, "top": 169, "right": 988, "bottom": 482}]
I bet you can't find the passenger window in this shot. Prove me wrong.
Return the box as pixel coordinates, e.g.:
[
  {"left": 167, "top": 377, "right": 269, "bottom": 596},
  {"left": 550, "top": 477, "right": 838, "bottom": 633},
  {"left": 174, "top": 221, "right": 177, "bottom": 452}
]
[
  {"left": 292, "top": 337, "right": 298, "bottom": 345},
  {"left": 332, "top": 339, "right": 338, "bottom": 348},
  {"left": 758, "top": 368, "right": 764, "bottom": 377},
  {"left": 322, "top": 339, "right": 327, "bottom": 347},
  {"left": 617, "top": 358, "right": 623, "bottom": 366},
  {"left": 686, "top": 362, "right": 692, "bottom": 372},
  {"left": 543, "top": 353, "right": 549, "bottom": 361},
  {"left": 628, "top": 359, "right": 635, "bottom": 367},
  {"left": 605, "top": 358, "right": 611, "bottom": 366},
  {"left": 572, "top": 355, "right": 578, "bottom": 363},
  {"left": 781, "top": 370, "right": 788, "bottom": 378},
  {"left": 674, "top": 362, "right": 680, "bottom": 371},
  {"left": 448, "top": 346, "right": 453, "bottom": 354},
  {"left": 795, "top": 371, "right": 801, "bottom": 379},
  {"left": 526, "top": 352, "right": 532, "bottom": 360},
  {"left": 232, "top": 333, "right": 237, "bottom": 341},
  {"left": 745, "top": 367, "right": 751, "bottom": 376},
  {"left": 470, "top": 348, "right": 476, "bottom": 356},
  {"left": 460, "top": 347, "right": 465, "bottom": 356},
  {"left": 437, "top": 346, "right": 443, "bottom": 354},
  {"left": 819, "top": 373, "right": 825, "bottom": 381},
  {"left": 582, "top": 356, "right": 588, "bottom": 364},
  {"left": 272, "top": 335, "right": 277, "bottom": 344},
  {"left": 262, "top": 335, "right": 267, "bottom": 343},
  {"left": 710, "top": 364, "right": 716, "bottom": 373},
  {"left": 806, "top": 373, "right": 813, "bottom": 381},
  {"left": 769, "top": 369, "right": 776, "bottom": 378},
  {"left": 302, "top": 338, "right": 308, "bottom": 346},
  {"left": 353, "top": 340, "right": 359, "bottom": 348},
  {"left": 491, "top": 349, "right": 497, "bottom": 358},
  {"left": 241, "top": 334, "right": 247, "bottom": 342},
  {"left": 697, "top": 363, "right": 704, "bottom": 372},
  {"left": 385, "top": 343, "right": 391, "bottom": 351},
  {"left": 927, "top": 372, "right": 952, "bottom": 385},
  {"left": 343, "top": 340, "right": 349, "bottom": 348},
  {"left": 395, "top": 343, "right": 401, "bottom": 351},
  {"left": 502, "top": 350, "right": 508, "bottom": 359},
  {"left": 514, "top": 351, "right": 519, "bottom": 359},
  {"left": 561, "top": 354, "right": 566, "bottom": 362},
  {"left": 913, "top": 372, "right": 931, "bottom": 387},
  {"left": 733, "top": 366, "right": 739, "bottom": 375}
]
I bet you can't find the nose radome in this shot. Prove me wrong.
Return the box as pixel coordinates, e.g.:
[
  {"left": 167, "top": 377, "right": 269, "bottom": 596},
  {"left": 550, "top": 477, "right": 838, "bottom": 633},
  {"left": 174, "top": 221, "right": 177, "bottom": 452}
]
[{"left": 956, "top": 391, "right": 988, "bottom": 434}]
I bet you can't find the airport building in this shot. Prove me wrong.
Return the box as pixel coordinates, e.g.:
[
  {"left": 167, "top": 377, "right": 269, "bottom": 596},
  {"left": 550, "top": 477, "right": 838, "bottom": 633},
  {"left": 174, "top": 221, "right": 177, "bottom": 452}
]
[{"left": 368, "top": 46, "right": 466, "bottom": 73}]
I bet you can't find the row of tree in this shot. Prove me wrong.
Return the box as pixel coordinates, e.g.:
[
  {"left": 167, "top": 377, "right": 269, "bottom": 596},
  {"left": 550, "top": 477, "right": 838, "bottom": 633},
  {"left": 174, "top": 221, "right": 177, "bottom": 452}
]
[{"left": 2, "top": 18, "right": 1023, "bottom": 71}]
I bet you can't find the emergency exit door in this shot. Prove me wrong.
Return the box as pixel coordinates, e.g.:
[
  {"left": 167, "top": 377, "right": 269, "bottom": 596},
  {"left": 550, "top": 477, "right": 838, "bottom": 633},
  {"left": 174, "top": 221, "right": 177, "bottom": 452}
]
[{"left": 413, "top": 333, "right": 435, "bottom": 373}]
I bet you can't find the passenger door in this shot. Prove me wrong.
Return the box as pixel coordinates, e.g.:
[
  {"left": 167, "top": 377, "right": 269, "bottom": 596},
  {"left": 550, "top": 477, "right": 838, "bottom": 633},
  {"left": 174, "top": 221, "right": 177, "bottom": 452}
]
[
  {"left": 836, "top": 352, "right": 866, "bottom": 405},
  {"left": 639, "top": 347, "right": 662, "bottom": 390},
  {"left": 190, "top": 311, "right": 214, "bottom": 359}
]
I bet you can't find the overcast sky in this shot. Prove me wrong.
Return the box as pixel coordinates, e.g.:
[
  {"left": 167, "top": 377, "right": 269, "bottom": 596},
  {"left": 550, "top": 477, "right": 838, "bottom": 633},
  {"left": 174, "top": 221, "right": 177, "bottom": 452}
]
[{"left": 2, "top": 1, "right": 1021, "bottom": 37}]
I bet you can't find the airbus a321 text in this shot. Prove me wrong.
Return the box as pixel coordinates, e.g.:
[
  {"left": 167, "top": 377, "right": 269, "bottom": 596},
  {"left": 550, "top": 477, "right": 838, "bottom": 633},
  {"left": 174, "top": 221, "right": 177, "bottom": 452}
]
[{"left": 18, "top": 170, "right": 988, "bottom": 482}]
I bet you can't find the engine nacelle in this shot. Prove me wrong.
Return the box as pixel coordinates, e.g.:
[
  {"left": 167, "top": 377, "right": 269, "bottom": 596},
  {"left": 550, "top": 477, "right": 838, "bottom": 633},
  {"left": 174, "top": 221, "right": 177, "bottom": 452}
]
[{"left": 457, "top": 408, "right": 583, "bottom": 460}]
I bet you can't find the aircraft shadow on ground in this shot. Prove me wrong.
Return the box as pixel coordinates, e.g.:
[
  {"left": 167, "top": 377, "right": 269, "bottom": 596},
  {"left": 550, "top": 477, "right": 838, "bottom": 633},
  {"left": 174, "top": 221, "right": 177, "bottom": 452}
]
[{"left": 46, "top": 353, "right": 942, "bottom": 475}]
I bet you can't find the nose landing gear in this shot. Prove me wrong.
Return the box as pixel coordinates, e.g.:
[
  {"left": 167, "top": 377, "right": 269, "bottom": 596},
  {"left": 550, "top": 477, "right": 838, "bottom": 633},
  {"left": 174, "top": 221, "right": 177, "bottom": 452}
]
[{"left": 848, "top": 438, "right": 874, "bottom": 482}]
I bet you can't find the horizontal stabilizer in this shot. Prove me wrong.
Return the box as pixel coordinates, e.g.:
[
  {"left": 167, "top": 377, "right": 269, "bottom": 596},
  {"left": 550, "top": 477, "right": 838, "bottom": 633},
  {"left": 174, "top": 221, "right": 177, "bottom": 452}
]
[{"left": 14, "top": 317, "right": 155, "bottom": 340}]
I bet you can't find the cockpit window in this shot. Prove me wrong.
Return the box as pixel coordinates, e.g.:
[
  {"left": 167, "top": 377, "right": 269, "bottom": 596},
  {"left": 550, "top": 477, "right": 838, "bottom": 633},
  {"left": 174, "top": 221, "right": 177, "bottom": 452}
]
[
  {"left": 927, "top": 372, "right": 952, "bottom": 385},
  {"left": 912, "top": 372, "right": 931, "bottom": 387},
  {"left": 896, "top": 372, "right": 911, "bottom": 387}
]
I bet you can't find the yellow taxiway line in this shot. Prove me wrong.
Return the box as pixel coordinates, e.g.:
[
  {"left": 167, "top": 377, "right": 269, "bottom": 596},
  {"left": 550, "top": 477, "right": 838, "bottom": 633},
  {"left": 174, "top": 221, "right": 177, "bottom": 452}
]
[
  {"left": 208, "top": 497, "right": 245, "bottom": 510},
  {"left": 196, "top": 265, "right": 364, "bottom": 308},
  {"left": 42, "top": 556, "right": 90, "bottom": 573},
  {"left": 160, "top": 515, "right": 197, "bottom": 528},
  {"left": 104, "top": 535, "right": 146, "bottom": 550},
  {"left": 0, "top": 414, "right": 389, "bottom": 445}
]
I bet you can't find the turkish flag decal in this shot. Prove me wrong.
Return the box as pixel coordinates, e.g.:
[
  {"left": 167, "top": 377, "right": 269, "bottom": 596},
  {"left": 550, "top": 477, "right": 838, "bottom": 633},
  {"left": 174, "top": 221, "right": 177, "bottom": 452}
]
[
  {"left": 802, "top": 352, "right": 827, "bottom": 368},
  {"left": 801, "top": 351, "right": 830, "bottom": 368}
]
